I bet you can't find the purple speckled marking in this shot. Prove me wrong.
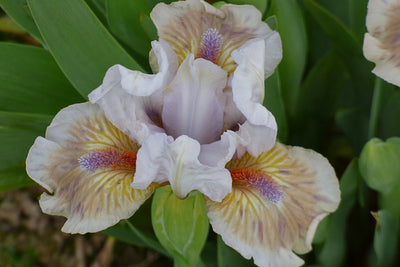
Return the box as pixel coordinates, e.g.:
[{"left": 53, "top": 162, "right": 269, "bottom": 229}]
[
  {"left": 78, "top": 147, "right": 136, "bottom": 172},
  {"left": 231, "top": 169, "right": 284, "bottom": 204},
  {"left": 196, "top": 28, "right": 223, "bottom": 63}
]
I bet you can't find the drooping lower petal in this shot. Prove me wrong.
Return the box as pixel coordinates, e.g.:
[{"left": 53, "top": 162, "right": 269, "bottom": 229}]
[
  {"left": 26, "top": 103, "right": 157, "bottom": 234},
  {"left": 132, "top": 133, "right": 232, "bottom": 202},
  {"left": 162, "top": 55, "right": 226, "bottom": 144},
  {"left": 205, "top": 143, "right": 340, "bottom": 267}
]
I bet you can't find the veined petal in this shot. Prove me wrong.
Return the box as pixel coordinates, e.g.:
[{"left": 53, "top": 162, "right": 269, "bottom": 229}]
[
  {"left": 26, "top": 103, "right": 156, "bottom": 234},
  {"left": 205, "top": 143, "right": 340, "bottom": 267},
  {"left": 363, "top": 0, "right": 400, "bottom": 86},
  {"left": 162, "top": 55, "right": 227, "bottom": 144},
  {"left": 151, "top": 0, "right": 281, "bottom": 74},
  {"left": 132, "top": 133, "right": 232, "bottom": 202},
  {"left": 363, "top": 33, "right": 400, "bottom": 87}
]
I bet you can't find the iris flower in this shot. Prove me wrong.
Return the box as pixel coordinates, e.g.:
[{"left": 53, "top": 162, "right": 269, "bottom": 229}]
[
  {"left": 88, "top": 0, "right": 282, "bottom": 201},
  {"left": 363, "top": 0, "right": 400, "bottom": 86},
  {"left": 26, "top": 0, "right": 340, "bottom": 266},
  {"left": 26, "top": 0, "right": 281, "bottom": 234}
]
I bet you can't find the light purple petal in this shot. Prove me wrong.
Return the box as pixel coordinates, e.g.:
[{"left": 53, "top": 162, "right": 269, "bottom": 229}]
[{"left": 162, "top": 55, "right": 227, "bottom": 144}]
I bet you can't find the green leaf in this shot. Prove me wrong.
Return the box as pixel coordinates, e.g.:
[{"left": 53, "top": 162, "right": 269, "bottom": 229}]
[
  {"left": 103, "top": 220, "right": 170, "bottom": 257},
  {"left": 303, "top": 0, "right": 361, "bottom": 56},
  {"left": 349, "top": 0, "right": 368, "bottom": 40},
  {"left": 0, "top": 112, "right": 50, "bottom": 194},
  {"left": 264, "top": 15, "right": 277, "bottom": 31},
  {"left": 152, "top": 186, "right": 209, "bottom": 266},
  {"left": 379, "top": 184, "right": 400, "bottom": 220},
  {"left": 0, "top": 165, "right": 35, "bottom": 192},
  {"left": 106, "top": 0, "right": 152, "bottom": 56},
  {"left": 379, "top": 89, "right": 400, "bottom": 139},
  {"left": 217, "top": 236, "right": 255, "bottom": 267},
  {"left": 263, "top": 70, "right": 287, "bottom": 142},
  {"left": 27, "top": 0, "right": 144, "bottom": 98},
  {"left": 0, "top": 17, "right": 26, "bottom": 34},
  {"left": 140, "top": 13, "right": 158, "bottom": 42},
  {"left": 291, "top": 50, "right": 351, "bottom": 149},
  {"left": 0, "top": 0, "right": 43, "bottom": 43},
  {"left": 359, "top": 137, "right": 400, "bottom": 193},
  {"left": 372, "top": 210, "right": 399, "bottom": 267},
  {"left": 335, "top": 108, "right": 369, "bottom": 155},
  {"left": 85, "top": 0, "right": 108, "bottom": 26},
  {"left": 0, "top": 112, "right": 51, "bottom": 169},
  {"left": 269, "top": 0, "right": 307, "bottom": 113},
  {"left": 315, "top": 159, "right": 360, "bottom": 266},
  {"left": 0, "top": 111, "right": 52, "bottom": 130},
  {"left": 226, "top": 0, "right": 268, "bottom": 15},
  {"left": 0, "top": 42, "right": 84, "bottom": 114}
]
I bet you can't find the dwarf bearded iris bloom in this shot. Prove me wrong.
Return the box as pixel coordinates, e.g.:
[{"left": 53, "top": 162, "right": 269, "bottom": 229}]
[
  {"left": 88, "top": 0, "right": 282, "bottom": 201},
  {"left": 25, "top": 0, "right": 340, "bottom": 266}
]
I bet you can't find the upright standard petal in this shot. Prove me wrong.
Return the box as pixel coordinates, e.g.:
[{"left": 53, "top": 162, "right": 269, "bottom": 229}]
[
  {"left": 132, "top": 133, "right": 232, "bottom": 202},
  {"left": 26, "top": 103, "right": 157, "bottom": 234},
  {"left": 363, "top": 0, "right": 400, "bottom": 86},
  {"left": 89, "top": 40, "right": 178, "bottom": 144},
  {"left": 231, "top": 39, "right": 278, "bottom": 156},
  {"left": 205, "top": 143, "right": 340, "bottom": 267},
  {"left": 162, "top": 55, "right": 227, "bottom": 144}
]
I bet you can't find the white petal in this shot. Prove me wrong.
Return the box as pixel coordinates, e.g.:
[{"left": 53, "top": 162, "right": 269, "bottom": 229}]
[
  {"left": 236, "top": 121, "right": 277, "bottom": 157},
  {"left": 122, "top": 40, "right": 178, "bottom": 96},
  {"left": 151, "top": 0, "right": 205, "bottom": 32},
  {"left": 366, "top": 0, "right": 396, "bottom": 37},
  {"left": 89, "top": 66, "right": 165, "bottom": 144},
  {"left": 232, "top": 39, "right": 265, "bottom": 105},
  {"left": 363, "top": 33, "right": 400, "bottom": 87},
  {"left": 230, "top": 39, "right": 278, "bottom": 156},
  {"left": 200, "top": 0, "right": 225, "bottom": 17},
  {"left": 26, "top": 137, "right": 61, "bottom": 193},
  {"left": 90, "top": 40, "right": 177, "bottom": 99},
  {"left": 162, "top": 55, "right": 227, "bottom": 144},
  {"left": 220, "top": 4, "right": 267, "bottom": 36},
  {"left": 26, "top": 102, "right": 156, "bottom": 234},
  {"left": 198, "top": 130, "right": 244, "bottom": 168},
  {"left": 263, "top": 31, "right": 283, "bottom": 78},
  {"left": 221, "top": 79, "right": 246, "bottom": 131},
  {"left": 132, "top": 133, "right": 232, "bottom": 202}
]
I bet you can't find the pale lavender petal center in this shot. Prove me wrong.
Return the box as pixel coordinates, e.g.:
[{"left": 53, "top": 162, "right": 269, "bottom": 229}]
[{"left": 161, "top": 55, "right": 227, "bottom": 144}]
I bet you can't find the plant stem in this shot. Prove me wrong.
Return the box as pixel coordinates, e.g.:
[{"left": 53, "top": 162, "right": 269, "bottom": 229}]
[{"left": 368, "top": 78, "right": 383, "bottom": 139}]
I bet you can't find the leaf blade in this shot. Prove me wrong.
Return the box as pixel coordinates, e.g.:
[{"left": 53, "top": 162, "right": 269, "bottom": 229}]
[{"left": 27, "top": 0, "right": 144, "bottom": 98}]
